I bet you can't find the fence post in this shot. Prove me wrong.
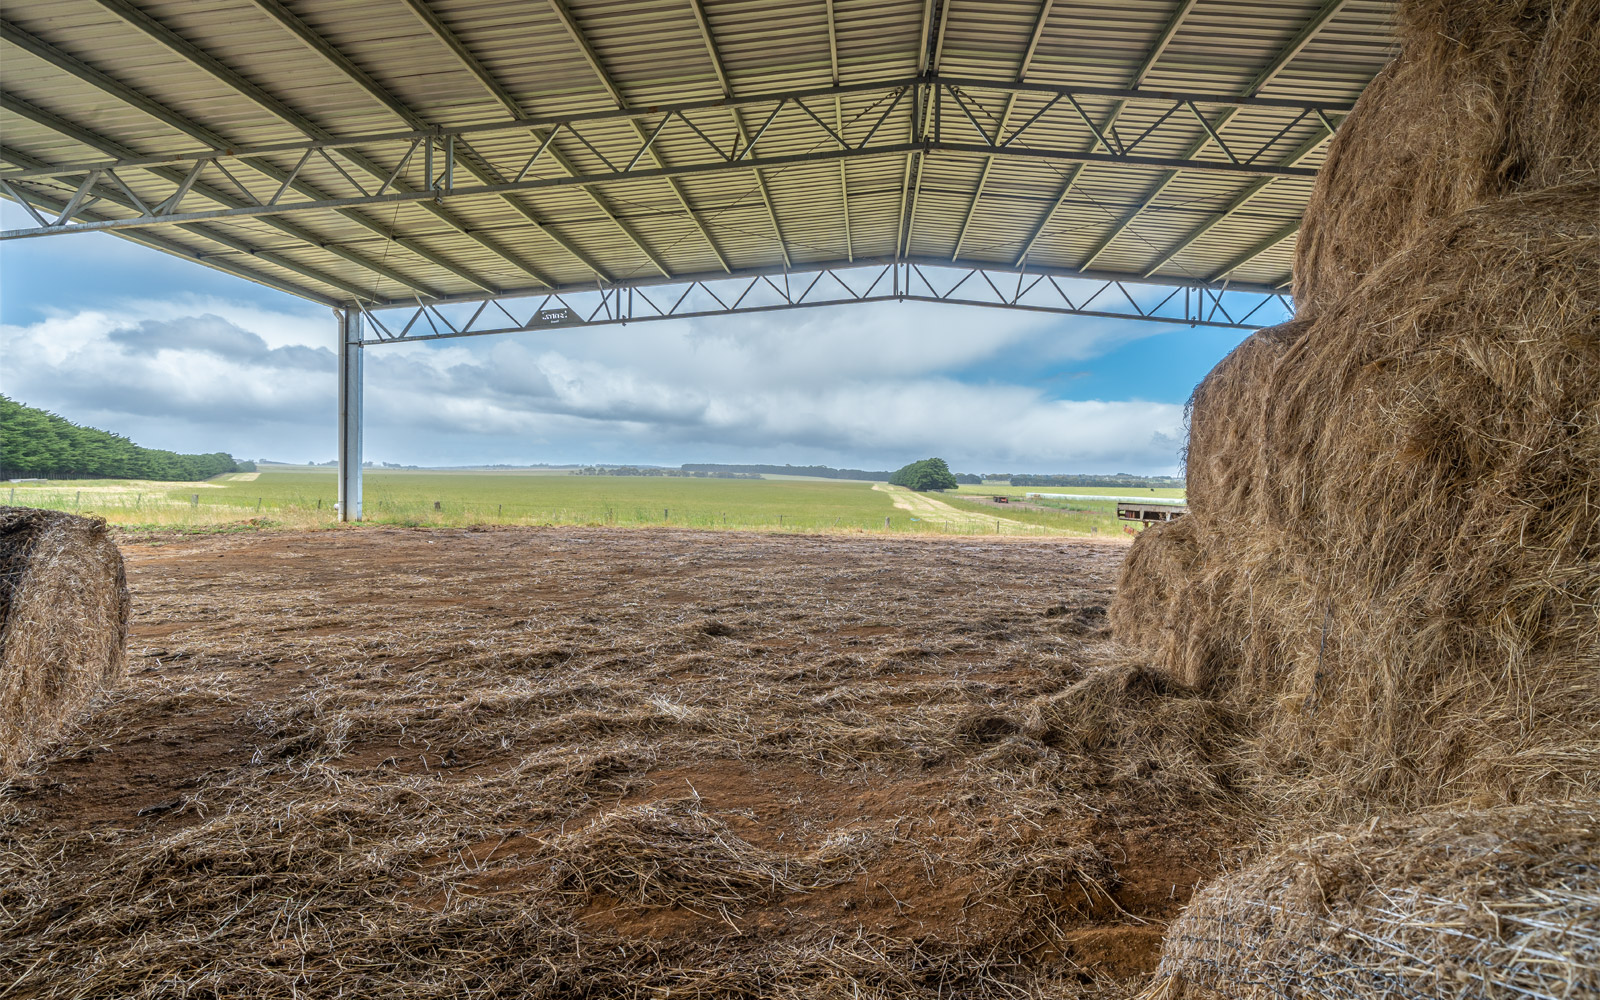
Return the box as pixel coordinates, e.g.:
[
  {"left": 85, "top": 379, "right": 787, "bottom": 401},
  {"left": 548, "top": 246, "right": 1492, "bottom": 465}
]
[
  {"left": 192, "top": 494, "right": 199, "bottom": 507},
  {"left": 256, "top": 498, "right": 263, "bottom": 512},
  {"left": 884, "top": 516, "right": 891, "bottom": 530}
]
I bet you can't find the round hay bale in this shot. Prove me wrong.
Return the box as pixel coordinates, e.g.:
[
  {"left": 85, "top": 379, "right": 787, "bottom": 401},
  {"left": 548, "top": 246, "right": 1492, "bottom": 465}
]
[
  {"left": 1144, "top": 800, "right": 1600, "bottom": 1000},
  {"left": 1183, "top": 319, "right": 1309, "bottom": 520},
  {"left": 1108, "top": 518, "right": 1224, "bottom": 690},
  {"left": 1111, "top": 516, "right": 1317, "bottom": 702},
  {"left": 0, "top": 507, "right": 131, "bottom": 772},
  {"left": 1258, "top": 183, "right": 1598, "bottom": 808},
  {"left": 1295, "top": 0, "right": 1600, "bottom": 316}
]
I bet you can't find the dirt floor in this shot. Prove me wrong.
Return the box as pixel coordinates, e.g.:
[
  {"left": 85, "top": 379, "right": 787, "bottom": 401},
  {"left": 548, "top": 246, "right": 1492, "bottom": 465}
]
[{"left": 1, "top": 527, "right": 1258, "bottom": 999}]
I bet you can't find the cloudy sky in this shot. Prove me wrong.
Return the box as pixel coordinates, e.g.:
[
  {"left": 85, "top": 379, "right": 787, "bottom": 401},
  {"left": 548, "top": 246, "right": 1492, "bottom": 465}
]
[{"left": 1, "top": 202, "right": 1277, "bottom": 475}]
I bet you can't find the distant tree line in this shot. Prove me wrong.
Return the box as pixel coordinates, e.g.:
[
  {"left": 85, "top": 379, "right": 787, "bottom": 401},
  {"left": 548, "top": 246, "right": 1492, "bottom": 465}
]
[
  {"left": 1002, "top": 473, "right": 1184, "bottom": 488},
  {"left": 681, "top": 460, "right": 908, "bottom": 483},
  {"left": 681, "top": 462, "right": 984, "bottom": 484},
  {"left": 681, "top": 463, "right": 890, "bottom": 481},
  {"left": 575, "top": 465, "right": 761, "bottom": 479},
  {"left": 0, "top": 396, "right": 250, "bottom": 481}
]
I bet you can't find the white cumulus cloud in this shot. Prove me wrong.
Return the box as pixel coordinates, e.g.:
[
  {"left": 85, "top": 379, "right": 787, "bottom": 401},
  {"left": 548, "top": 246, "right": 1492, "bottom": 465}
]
[{"left": 2, "top": 294, "right": 1189, "bottom": 473}]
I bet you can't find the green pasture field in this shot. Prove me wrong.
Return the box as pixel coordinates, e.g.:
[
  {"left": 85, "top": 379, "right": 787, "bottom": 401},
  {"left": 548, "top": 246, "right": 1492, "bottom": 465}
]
[
  {"left": 940, "top": 483, "right": 1185, "bottom": 536},
  {"left": 941, "top": 495, "right": 1134, "bottom": 536},
  {"left": 7, "top": 470, "right": 1079, "bottom": 536},
  {"left": 216, "top": 470, "right": 903, "bottom": 530}
]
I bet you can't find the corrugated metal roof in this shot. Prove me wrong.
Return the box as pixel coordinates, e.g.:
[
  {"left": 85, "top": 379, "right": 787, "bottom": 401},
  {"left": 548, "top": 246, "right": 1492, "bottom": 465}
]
[{"left": 0, "top": 0, "right": 1397, "bottom": 308}]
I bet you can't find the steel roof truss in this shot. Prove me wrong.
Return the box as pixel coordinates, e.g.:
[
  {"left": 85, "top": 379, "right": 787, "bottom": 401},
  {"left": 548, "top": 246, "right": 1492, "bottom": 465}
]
[
  {"left": 393, "top": 0, "right": 657, "bottom": 280},
  {"left": 1, "top": 137, "right": 1319, "bottom": 239},
  {"left": 547, "top": 0, "right": 731, "bottom": 272},
  {"left": 4, "top": 78, "right": 1347, "bottom": 183},
  {"left": 3, "top": 79, "right": 1337, "bottom": 244},
  {"left": 352, "top": 263, "right": 1282, "bottom": 346},
  {"left": 1140, "top": 120, "right": 1337, "bottom": 278}
]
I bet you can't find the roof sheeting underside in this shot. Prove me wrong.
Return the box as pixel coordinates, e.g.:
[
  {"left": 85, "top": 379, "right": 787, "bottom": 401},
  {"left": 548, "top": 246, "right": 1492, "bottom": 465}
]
[{"left": 0, "top": 0, "right": 1397, "bottom": 308}]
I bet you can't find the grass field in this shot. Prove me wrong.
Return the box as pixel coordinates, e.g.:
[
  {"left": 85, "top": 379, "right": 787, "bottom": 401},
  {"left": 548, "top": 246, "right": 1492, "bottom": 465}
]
[
  {"left": 943, "top": 484, "right": 1183, "bottom": 535},
  {"left": 5, "top": 469, "right": 1133, "bottom": 537}
]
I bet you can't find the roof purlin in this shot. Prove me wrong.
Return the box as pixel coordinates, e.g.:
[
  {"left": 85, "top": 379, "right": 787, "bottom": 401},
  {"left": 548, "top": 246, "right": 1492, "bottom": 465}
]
[
  {"left": 545, "top": 0, "right": 733, "bottom": 273},
  {"left": 0, "top": 88, "right": 454, "bottom": 301},
  {"left": 1078, "top": 0, "right": 1352, "bottom": 274},
  {"left": 89, "top": 0, "right": 552, "bottom": 290}
]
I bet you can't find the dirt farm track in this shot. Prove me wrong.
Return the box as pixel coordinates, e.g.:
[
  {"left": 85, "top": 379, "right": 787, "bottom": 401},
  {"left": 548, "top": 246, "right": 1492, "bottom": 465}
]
[{"left": 2, "top": 527, "right": 1252, "bottom": 999}]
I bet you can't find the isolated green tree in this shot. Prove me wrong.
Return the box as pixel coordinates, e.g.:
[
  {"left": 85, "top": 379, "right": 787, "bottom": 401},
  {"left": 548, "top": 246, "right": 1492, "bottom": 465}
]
[{"left": 889, "top": 457, "right": 959, "bottom": 492}]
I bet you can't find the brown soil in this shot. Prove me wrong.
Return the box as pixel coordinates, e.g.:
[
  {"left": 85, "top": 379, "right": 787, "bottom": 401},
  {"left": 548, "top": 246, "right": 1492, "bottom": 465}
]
[{"left": 2, "top": 526, "right": 1255, "bottom": 999}]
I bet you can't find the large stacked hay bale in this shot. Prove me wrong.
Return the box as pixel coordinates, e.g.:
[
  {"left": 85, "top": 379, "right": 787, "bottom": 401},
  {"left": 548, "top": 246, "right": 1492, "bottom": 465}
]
[
  {"left": 1248, "top": 184, "right": 1600, "bottom": 801},
  {"left": 0, "top": 507, "right": 131, "bottom": 773},
  {"left": 1143, "top": 801, "right": 1600, "bottom": 999},
  {"left": 1113, "top": 0, "right": 1600, "bottom": 813},
  {"left": 1295, "top": 0, "right": 1600, "bottom": 315},
  {"left": 1111, "top": 1, "right": 1597, "bottom": 989}
]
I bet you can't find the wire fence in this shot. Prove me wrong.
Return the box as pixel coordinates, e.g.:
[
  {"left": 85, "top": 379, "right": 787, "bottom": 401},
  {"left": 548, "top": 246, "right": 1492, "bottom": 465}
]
[{"left": 5, "top": 487, "right": 1125, "bottom": 538}]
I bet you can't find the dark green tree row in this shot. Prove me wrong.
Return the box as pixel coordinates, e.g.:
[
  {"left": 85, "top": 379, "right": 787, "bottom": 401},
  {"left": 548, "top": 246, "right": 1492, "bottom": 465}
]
[
  {"left": 889, "top": 457, "right": 959, "bottom": 492},
  {"left": 0, "top": 396, "right": 250, "bottom": 481},
  {"left": 1004, "top": 473, "right": 1184, "bottom": 488},
  {"left": 574, "top": 466, "right": 760, "bottom": 479},
  {"left": 681, "top": 463, "right": 892, "bottom": 481},
  {"left": 682, "top": 463, "right": 981, "bottom": 483}
]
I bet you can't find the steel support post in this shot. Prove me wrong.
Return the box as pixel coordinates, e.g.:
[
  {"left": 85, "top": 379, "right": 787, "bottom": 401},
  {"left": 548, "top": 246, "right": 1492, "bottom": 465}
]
[{"left": 336, "top": 308, "right": 363, "bottom": 521}]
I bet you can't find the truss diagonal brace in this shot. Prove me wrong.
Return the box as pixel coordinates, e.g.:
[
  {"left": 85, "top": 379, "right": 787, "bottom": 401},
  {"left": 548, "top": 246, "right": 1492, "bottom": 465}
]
[
  {"left": 352, "top": 265, "right": 1287, "bottom": 345},
  {"left": 1, "top": 136, "right": 1321, "bottom": 241}
]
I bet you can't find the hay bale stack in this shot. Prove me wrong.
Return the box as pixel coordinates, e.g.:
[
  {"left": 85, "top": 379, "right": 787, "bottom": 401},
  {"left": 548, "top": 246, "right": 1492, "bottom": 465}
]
[
  {"left": 1112, "top": 3, "right": 1599, "bottom": 988},
  {"left": 1295, "top": 0, "right": 1600, "bottom": 316},
  {"left": 1144, "top": 800, "right": 1600, "bottom": 999},
  {"left": 1252, "top": 185, "right": 1599, "bottom": 803},
  {"left": 0, "top": 507, "right": 131, "bottom": 772},
  {"left": 1112, "top": 0, "right": 1600, "bottom": 811},
  {"left": 1126, "top": 190, "right": 1600, "bottom": 807}
]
